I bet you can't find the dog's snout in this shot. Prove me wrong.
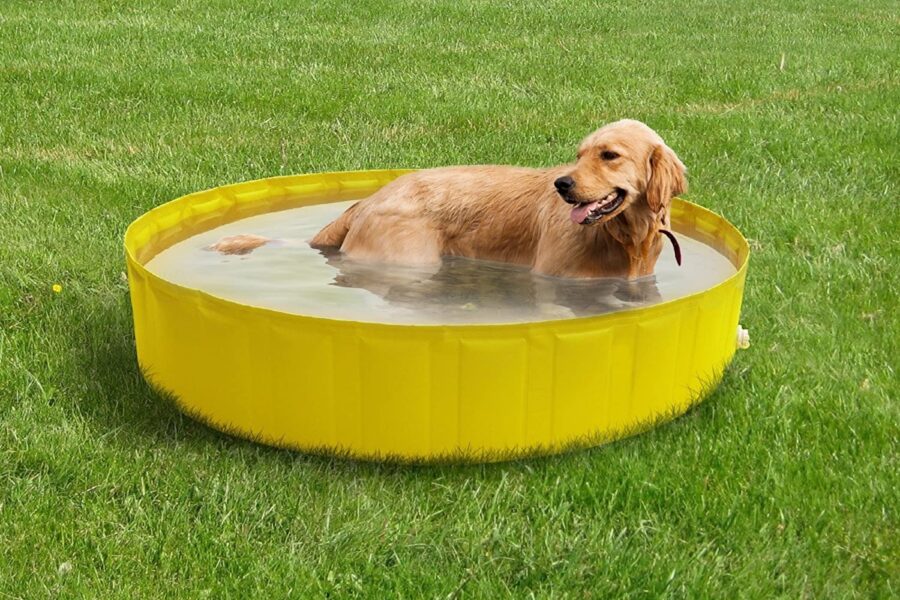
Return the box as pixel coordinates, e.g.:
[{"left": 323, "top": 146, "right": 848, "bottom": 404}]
[{"left": 554, "top": 176, "right": 575, "bottom": 196}]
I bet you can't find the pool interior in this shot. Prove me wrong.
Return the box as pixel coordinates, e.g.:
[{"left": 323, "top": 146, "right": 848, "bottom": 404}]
[{"left": 143, "top": 198, "right": 739, "bottom": 325}]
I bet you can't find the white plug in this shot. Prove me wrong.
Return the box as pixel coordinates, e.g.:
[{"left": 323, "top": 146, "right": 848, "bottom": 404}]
[{"left": 736, "top": 325, "right": 751, "bottom": 349}]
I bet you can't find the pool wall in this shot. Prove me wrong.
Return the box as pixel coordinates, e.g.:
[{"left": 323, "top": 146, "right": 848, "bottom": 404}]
[{"left": 125, "top": 170, "right": 749, "bottom": 461}]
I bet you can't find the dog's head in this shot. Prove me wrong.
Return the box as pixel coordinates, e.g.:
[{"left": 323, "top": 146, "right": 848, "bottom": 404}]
[{"left": 555, "top": 120, "right": 686, "bottom": 226}]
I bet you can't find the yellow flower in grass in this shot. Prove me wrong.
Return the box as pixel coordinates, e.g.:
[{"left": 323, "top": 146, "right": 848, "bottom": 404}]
[{"left": 52, "top": 284, "right": 62, "bottom": 294}]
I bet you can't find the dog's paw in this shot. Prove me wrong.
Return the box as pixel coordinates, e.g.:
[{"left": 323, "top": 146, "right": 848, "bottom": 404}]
[{"left": 207, "top": 234, "right": 271, "bottom": 255}]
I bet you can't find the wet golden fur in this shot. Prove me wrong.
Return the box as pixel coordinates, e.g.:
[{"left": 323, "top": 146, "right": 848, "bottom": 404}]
[
  {"left": 310, "top": 120, "right": 685, "bottom": 279},
  {"left": 215, "top": 120, "right": 687, "bottom": 279}
]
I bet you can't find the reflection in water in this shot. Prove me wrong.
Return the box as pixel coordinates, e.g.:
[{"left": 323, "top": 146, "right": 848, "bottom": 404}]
[
  {"left": 145, "top": 200, "right": 736, "bottom": 325},
  {"left": 318, "top": 247, "right": 662, "bottom": 321}
]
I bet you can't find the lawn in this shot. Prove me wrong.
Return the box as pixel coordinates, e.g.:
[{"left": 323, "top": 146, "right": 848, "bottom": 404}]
[{"left": 1, "top": 0, "right": 897, "bottom": 597}]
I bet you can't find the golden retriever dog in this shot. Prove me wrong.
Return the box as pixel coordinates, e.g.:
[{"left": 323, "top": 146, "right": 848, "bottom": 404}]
[{"left": 213, "top": 119, "right": 686, "bottom": 279}]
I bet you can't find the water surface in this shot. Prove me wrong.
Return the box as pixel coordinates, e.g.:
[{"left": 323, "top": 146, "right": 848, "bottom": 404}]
[{"left": 145, "top": 200, "right": 736, "bottom": 324}]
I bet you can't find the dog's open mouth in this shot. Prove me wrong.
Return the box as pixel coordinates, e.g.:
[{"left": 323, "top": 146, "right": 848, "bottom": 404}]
[{"left": 569, "top": 189, "right": 626, "bottom": 225}]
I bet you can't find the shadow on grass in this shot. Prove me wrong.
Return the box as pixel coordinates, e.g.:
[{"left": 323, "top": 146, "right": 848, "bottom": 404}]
[{"left": 75, "top": 290, "right": 217, "bottom": 444}]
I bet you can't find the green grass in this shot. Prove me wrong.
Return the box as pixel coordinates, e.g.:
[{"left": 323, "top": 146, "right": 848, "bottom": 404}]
[{"left": 1, "top": 0, "right": 898, "bottom": 596}]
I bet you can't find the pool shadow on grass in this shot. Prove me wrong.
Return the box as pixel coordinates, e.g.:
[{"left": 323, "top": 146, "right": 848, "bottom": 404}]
[
  {"left": 74, "top": 289, "right": 398, "bottom": 468},
  {"left": 73, "top": 289, "right": 223, "bottom": 449}
]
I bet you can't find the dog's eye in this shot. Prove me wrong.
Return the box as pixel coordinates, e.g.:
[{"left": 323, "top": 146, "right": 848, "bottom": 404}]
[{"left": 600, "top": 151, "right": 620, "bottom": 161}]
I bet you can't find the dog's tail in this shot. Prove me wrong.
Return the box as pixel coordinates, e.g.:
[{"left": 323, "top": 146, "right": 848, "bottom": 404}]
[{"left": 309, "top": 201, "right": 362, "bottom": 249}]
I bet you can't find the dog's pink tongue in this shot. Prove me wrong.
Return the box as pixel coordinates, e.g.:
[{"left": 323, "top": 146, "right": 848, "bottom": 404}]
[{"left": 570, "top": 201, "right": 599, "bottom": 224}]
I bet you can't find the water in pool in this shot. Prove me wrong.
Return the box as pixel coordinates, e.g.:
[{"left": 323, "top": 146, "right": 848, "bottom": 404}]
[{"left": 145, "top": 200, "right": 737, "bottom": 324}]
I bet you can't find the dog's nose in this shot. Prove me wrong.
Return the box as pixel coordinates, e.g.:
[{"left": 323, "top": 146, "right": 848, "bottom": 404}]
[{"left": 554, "top": 176, "right": 575, "bottom": 195}]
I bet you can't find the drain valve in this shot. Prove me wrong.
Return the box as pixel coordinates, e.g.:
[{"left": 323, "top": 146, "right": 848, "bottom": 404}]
[{"left": 736, "top": 325, "right": 751, "bottom": 350}]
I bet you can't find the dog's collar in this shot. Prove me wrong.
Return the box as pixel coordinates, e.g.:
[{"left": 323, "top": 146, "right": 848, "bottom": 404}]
[{"left": 659, "top": 229, "right": 682, "bottom": 266}]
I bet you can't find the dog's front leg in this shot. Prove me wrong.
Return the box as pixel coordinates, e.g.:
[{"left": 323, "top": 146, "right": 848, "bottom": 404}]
[{"left": 623, "top": 251, "right": 646, "bottom": 280}]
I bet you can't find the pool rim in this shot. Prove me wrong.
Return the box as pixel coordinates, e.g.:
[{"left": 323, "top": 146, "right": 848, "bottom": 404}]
[{"left": 125, "top": 169, "right": 750, "bottom": 331}]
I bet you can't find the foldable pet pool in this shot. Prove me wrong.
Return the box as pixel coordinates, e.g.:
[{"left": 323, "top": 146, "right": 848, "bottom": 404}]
[{"left": 125, "top": 170, "right": 749, "bottom": 461}]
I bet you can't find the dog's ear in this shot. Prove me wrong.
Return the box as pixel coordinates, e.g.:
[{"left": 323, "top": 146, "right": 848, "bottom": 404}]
[{"left": 646, "top": 144, "right": 687, "bottom": 213}]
